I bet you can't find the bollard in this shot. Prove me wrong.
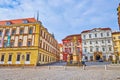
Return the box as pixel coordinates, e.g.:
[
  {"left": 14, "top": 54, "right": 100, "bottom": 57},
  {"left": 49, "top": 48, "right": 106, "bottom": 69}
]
[
  {"left": 83, "top": 65, "right": 85, "bottom": 70},
  {"left": 48, "top": 66, "right": 50, "bottom": 70},
  {"left": 105, "top": 65, "right": 107, "bottom": 70},
  {"left": 64, "top": 66, "right": 66, "bottom": 70}
]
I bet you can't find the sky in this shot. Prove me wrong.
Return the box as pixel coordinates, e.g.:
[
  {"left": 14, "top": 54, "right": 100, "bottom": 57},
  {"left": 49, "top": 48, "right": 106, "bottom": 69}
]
[{"left": 0, "top": 0, "right": 120, "bottom": 43}]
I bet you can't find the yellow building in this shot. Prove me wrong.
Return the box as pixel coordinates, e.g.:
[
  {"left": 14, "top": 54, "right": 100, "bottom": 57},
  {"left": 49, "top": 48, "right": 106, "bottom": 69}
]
[
  {"left": 0, "top": 18, "right": 60, "bottom": 66},
  {"left": 112, "top": 32, "right": 120, "bottom": 61}
]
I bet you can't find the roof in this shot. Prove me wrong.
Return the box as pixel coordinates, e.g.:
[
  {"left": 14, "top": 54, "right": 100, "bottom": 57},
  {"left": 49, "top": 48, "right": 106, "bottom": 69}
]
[
  {"left": 62, "top": 34, "right": 81, "bottom": 41},
  {"left": 112, "top": 31, "right": 120, "bottom": 34},
  {"left": 58, "top": 43, "right": 63, "bottom": 47},
  {"left": 0, "top": 18, "right": 37, "bottom": 25},
  {"left": 81, "top": 28, "right": 111, "bottom": 33}
]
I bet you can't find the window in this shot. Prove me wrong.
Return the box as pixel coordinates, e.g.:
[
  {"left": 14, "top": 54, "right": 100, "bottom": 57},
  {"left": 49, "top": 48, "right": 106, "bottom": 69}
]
[
  {"left": 29, "top": 27, "right": 33, "bottom": 34},
  {"left": 83, "top": 35, "right": 86, "bottom": 39},
  {"left": 109, "top": 47, "right": 112, "bottom": 51},
  {"left": 107, "top": 32, "right": 110, "bottom": 36},
  {"left": 5, "top": 29, "right": 9, "bottom": 36},
  {"left": 108, "top": 40, "right": 110, "bottom": 43},
  {"left": 90, "top": 47, "right": 93, "bottom": 52},
  {"left": 101, "top": 33, "right": 103, "bottom": 37},
  {"left": 6, "top": 22, "right": 11, "bottom": 25},
  {"left": 12, "top": 29, "right": 16, "bottom": 35},
  {"left": 102, "top": 47, "right": 105, "bottom": 51},
  {"left": 3, "top": 41, "right": 7, "bottom": 48},
  {"left": 16, "top": 54, "right": 20, "bottom": 61},
  {"left": 89, "top": 34, "right": 92, "bottom": 38},
  {"left": 95, "top": 33, "right": 97, "bottom": 37},
  {"left": 84, "top": 42, "right": 86, "bottom": 45},
  {"left": 8, "top": 54, "right": 12, "bottom": 61},
  {"left": 0, "top": 30, "right": 2, "bottom": 36},
  {"left": 96, "top": 47, "right": 99, "bottom": 51},
  {"left": 27, "top": 40, "right": 32, "bottom": 46},
  {"left": 102, "top": 40, "right": 104, "bottom": 43},
  {"left": 23, "top": 20, "right": 28, "bottom": 23},
  {"left": 90, "top": 41, "right": 92, "bottom": 44},
  {"left": 10, "top": 41, "right": 14, "bottom": 47},
  {"left": 84, "top": 48, "right": 87, "bottom": 52},
  {"left": 26, "top": 54, "right": 30, "bottom": 61},
  {"left": 20, "top": 28, "right": 24, "bottom": 34},
  {"left": 1, "top": 55, "right": 4, "bottom": 61},
  {"left": 18, "top": 41, "right": 22, "bottom": 47},
  {"left": 96, "top": 41, "right": 98, "bottom": 44}
]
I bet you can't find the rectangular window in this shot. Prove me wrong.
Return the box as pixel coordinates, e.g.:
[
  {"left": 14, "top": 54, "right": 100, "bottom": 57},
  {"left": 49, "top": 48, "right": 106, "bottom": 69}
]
[
  {"left": 95, "top": 33, "right": 97, "bottom": 37},
  {"left": 10, "top": 41, "right": 14, "bottom": 47},
  {"left": 20, "top": 28, "right": 24, "bottom": 34},
  {"left": 84, "top": 48, "right": 87, "bottom": 52},
  {"left": 89, "top": 34, "right": 92, "bottom": 38},
  {"left": 107, "top": 32, "right": 110, "bottom": 36},
  {"left": 108, "top": 40, "right": 110, "bottom": 43},
  {"left": 26, "top": 54, "right": 30, "bottom": 61},
  {"left": 101, "top": 33, "right": 103, "bottom": 37},
  {"left": 5, "top": 29, "right": 9, "bottom": 36},
  {"left": 102, "top": 40, "right": 104, "bottom": 43},
  {"left": 84, "top": 42, "right": 86, "bottom": 45},
  {"left": 90, "top": 41, "right": 92, "bottom": 44},
  {"left": 3, "top": 41, "right": 7, "bottom": 48},
  {"left": 16, "top": 54, "right": 20, "bottom": 61},
  {"left": 83, "top": 35, "right": 86, "bottom": 39},
  {"left": 27, "top": 40, "right": 32, "bottom": 46},
  {"left": 1, "top": 55, "right": 4, "bottom": 61},
  {"left": 90, "top": 48, "right": 93, "bottom": 52},
  {"left": 96, "top": 41, "right": 98, "bottom": 44},
  {"left": 109, "top": 47, "right": 112, "bottom": 51},
  {"left": 18, "top": 41, "right": 22, "bottom": 47},
  {"left": 29, "top": 27, "right": 33, "bottom": 34},
  {"left": 12, "top": 29, "right": 16, "bottom": 35},
  {"left": 96, "top": 47, "right": 99, "bottom": 51},
  {"left": 0, "top": 30, "right": 2, "bottom": 36},
  {"left": 102, "top": 47, "right": 105, "bottom": 51},
  {"left": 8, "top": 54, "right": 12, "bottom": 61}
]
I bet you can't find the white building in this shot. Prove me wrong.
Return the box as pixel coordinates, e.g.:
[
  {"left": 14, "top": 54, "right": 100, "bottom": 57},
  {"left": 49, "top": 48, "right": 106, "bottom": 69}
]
[{"left": 81, "top": 28, "right": 114, "bottom": 61}]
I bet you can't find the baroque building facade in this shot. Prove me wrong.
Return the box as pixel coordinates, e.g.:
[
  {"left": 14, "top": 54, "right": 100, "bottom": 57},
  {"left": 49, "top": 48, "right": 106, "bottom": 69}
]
[
  {"left": 0, "top": 18, "right": 60, "bottom": 66},
  {"left": 62, "top": 34, "right": 82, "bottom": 62},
  {"left": 81, "top": 28, "right": 114, "bottom": 61},
  {"left": 112, "top": 32, "right": 120, "bottom": 61}
]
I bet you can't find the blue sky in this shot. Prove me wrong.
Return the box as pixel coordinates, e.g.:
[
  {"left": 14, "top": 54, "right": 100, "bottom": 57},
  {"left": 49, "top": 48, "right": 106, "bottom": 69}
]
[{"left": 0, "top": 0, "right": 120, "bottom": 42}]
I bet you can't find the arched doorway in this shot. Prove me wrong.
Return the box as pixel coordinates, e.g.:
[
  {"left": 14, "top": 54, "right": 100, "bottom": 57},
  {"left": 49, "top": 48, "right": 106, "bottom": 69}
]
[{"left": 96, "top": 54, "right": 100, "bottom": 60}]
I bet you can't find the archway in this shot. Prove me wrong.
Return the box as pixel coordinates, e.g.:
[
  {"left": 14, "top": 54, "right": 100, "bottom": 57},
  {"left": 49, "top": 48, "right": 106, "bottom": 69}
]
[{"left": 96, "top": 54, "right": 100, "bottom": 60}]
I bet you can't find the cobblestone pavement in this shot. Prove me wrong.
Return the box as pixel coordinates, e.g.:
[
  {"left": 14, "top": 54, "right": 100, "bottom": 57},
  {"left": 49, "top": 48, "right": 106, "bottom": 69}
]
[{"left": 0, "top": 65, "right": 120, "bottom": 80}]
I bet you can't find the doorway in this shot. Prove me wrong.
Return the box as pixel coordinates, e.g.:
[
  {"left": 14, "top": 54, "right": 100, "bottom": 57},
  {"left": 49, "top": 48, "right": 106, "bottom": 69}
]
[{"left": 96, "top": 54, "right": 100, "bottom": 60}]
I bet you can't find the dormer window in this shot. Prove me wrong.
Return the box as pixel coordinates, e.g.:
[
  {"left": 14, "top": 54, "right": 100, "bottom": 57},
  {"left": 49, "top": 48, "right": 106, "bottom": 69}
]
[
  {"left": 22, "top": 20, "right": 28, "bottom": 24},
  {"left": 6, "top": 21, "right": 11, "bottom": 25}
]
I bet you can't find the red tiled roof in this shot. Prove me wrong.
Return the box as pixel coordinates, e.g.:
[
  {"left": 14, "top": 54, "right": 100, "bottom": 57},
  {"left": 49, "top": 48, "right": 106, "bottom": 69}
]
[
  {"left": 81, "top": 28, "right": 111, "bottom": 33},
  {"left": 62, "top": 34, "right": 81, "bottom": 41},
  {"left": 0, "top": 18, "right": 37, "bottom": 25},
  {"left": 59, "top": 43, "right": 63, "bottom": 47}
]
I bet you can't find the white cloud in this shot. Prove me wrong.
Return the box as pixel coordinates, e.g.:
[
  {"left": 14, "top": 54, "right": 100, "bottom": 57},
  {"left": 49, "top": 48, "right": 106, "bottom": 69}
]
[{"left": 0, "top": 0, "right": 119, "bottom": 42}]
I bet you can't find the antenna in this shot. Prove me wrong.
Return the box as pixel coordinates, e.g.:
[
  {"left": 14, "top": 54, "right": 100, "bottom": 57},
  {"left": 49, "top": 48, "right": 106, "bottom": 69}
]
[{"left": 37, "top": 11, "right": 39, "bottom": 21}]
